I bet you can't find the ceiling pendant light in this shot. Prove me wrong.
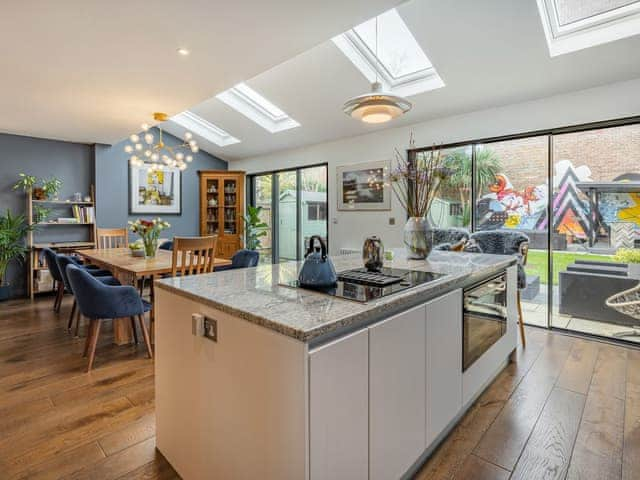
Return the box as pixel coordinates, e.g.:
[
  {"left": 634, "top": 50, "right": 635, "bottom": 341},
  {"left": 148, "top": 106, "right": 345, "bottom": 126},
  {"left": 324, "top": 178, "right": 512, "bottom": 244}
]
[
  {"left": 342, "top": 15, "right": 411, "bottom": 124},
  {"left": 125, "top": 112, "right": 198, "bottom": 172}
]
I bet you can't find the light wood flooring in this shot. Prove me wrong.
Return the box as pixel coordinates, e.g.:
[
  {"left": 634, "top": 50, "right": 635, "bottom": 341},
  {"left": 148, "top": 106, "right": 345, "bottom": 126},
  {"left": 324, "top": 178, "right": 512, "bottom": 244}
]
[{"left": 1, "top": 296, "right": 640, "bottom": 479}]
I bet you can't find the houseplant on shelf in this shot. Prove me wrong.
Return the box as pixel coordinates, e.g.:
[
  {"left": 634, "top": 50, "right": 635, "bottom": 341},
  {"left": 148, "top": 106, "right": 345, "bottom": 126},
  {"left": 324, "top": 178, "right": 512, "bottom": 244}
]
[
  {"left": 12, "top": 173, "right": 45, "bottom": 200},
  {"left": 390, "top": 136, "right": 450, "bottom": 259},
  {"left": 0, "top": 210, "right": 34, "bottom": 301},
  {"left": 41, "top": 177, "right": 62, "bottom": 200},
  {"left": 243, "top": 206, "right": 268, "bottom": 250},
  {"left": 128, "top": 218, "right": 170, "bottom": 259}
]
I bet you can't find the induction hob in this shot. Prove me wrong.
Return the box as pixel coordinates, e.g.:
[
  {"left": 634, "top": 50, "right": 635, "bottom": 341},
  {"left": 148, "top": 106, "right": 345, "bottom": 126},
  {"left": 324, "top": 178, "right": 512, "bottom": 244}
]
[{"left": 283, "top": 267, "right": 445, "bottom": 303}]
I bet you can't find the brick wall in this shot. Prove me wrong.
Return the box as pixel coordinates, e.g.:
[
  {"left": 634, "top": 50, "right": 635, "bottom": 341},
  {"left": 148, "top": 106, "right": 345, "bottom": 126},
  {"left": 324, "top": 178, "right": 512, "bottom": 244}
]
[{"left": 481, "top": 124, "right": 640, "bottom": 192}]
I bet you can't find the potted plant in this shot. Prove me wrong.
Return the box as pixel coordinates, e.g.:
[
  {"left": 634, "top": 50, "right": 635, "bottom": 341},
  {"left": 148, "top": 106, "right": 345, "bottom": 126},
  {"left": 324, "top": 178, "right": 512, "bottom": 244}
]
[
  {"left": 41, "top": 177, "right": 63, "bottom": 200},
  {"left": 614, "top": 248, "right": 640, "bottom": 277},
  {"left": 0, "top": 210, "right": 34, "bottom": 301},
  {"left": 12, "top": 173, "right": 45, "bottom": 200},
  {"left": 243, "top": 206, "right": 268, "bottom": 250},
  {"left": 33, "top": 205, "right": 52, "bottom": 224},
  {"left": 389, "top": 136, "right": 450, "bottom": 259},
  {"left": 128, "top": 218, "right": 170, "bottom": 259}
]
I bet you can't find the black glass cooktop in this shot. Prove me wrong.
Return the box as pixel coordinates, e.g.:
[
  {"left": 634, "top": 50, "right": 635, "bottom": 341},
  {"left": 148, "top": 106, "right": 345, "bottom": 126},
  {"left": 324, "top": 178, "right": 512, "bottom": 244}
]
[{"left": 283, "top": 267, "right": 445, "bottom": 303}]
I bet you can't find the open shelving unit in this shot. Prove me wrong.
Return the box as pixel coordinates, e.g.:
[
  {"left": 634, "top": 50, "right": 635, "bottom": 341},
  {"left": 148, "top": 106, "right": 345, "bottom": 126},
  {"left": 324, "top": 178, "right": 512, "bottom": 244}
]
[{"left": 26, "top": 187, "right": 98, "bottom": 299}]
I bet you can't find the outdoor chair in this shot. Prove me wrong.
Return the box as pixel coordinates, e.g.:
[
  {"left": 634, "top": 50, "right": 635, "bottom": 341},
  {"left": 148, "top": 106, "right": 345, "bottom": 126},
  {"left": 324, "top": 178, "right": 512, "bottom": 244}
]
[{"left": 606, "top": 283, "right": 640, "bottom": 337}]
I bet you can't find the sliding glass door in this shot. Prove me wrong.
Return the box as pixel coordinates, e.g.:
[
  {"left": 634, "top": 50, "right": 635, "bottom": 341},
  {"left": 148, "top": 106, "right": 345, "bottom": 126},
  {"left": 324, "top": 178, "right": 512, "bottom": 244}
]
[
  {"left": 550, "top": 124, "right": 640, "bottom": 342},
  {"left": 249, "top": 164, "right": 328, "bottom": 264},
  {"left": 252, "top": 174, "right": 273, "bottom": 264},
  {"left": 418, "top": 118, "right": 640, "bottom": 345},
  {"left": 474, "top": 137, "right": 550, "bottom": 328}
]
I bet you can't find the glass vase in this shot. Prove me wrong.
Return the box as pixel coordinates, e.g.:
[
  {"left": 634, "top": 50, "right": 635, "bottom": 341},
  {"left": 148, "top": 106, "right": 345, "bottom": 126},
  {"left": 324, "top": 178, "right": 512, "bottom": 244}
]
[
  {"left": 143, "top": 237, "right": 158, "bottom": 259},
  {"left": 403, "top": 217, "right": 430, "bottom": 259}
]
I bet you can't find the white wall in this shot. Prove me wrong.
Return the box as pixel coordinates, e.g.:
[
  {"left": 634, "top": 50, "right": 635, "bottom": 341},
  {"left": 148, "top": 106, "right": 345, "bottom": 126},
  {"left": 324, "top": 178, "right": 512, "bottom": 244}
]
[{"left": 231, "top": 78, "right": 640, "bottom": 255}]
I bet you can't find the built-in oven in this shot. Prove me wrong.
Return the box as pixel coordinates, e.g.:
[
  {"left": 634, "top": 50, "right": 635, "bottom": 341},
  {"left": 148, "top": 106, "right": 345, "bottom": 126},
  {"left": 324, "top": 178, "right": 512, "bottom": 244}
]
[{"left": 463, "top": 272, "right": 508, "bottom": 372}]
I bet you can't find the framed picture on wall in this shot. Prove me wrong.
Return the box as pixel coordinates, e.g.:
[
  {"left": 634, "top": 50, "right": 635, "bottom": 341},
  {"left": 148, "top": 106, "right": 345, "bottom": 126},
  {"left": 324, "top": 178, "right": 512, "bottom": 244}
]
[
  {"left": 129, "top": 163, "right": 182, "bottom": 215},
  {"left": 337, "top": 160, "right": 391, "bottom": 211}
]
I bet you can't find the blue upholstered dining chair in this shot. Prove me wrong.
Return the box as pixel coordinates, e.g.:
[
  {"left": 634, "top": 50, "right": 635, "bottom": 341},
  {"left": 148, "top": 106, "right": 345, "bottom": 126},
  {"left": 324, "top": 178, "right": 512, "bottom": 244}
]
[
  {"left": 158, "top": 240, "right": 173, "bottom": 251},
  {"left": 56, "top": 255, "right": 119, "bottom": 336},
  {"left": 42, "top": 248, "right": 109, "bottom": 312},
  {"left": 42, "top": 248, "right": 66, "bottom": 312},
  {"left": 66, "top": 264, "right": 153, "bottom": 372},
  {"left": 464, "top": 230, "right": 530, "bottom": 347},
  {"left": 214, "top": 249, "right": 260, "bottom": 272}
]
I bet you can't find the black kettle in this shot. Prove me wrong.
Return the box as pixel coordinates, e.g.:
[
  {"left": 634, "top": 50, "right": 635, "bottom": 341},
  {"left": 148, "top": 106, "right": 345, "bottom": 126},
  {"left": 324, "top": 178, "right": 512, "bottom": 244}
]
[{"left": 298, "top": 236, "right": 337, "bottom": 288}]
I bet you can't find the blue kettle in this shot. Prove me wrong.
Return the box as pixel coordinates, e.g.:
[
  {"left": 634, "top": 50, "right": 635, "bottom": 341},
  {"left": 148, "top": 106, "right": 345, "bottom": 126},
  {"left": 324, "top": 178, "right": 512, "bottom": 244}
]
[{"left": 298, "top": 236, "right": 337, "bottom": 289}]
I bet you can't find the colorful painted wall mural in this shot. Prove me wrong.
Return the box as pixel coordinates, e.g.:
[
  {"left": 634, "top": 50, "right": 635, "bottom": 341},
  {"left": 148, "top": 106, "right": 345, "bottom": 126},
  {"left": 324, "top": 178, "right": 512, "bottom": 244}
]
[{"left": 477, "top": 159, "right": 640, "bottom": 244}]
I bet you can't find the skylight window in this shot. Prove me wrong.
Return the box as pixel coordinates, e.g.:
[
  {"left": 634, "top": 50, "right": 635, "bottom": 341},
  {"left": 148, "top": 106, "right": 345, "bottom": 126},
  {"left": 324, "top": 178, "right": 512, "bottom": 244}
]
[
  {"left": 333, "top": 8, "right": 444, "bottom": 97},
  {"left": 171, "top": 111, "right": 240, "bottom": 147},
  {"left": 216, "top": 83, "right": 300, "bottom": 133},
  {"left": 537, "top": 0, "right": 640, "bottom": 56}
]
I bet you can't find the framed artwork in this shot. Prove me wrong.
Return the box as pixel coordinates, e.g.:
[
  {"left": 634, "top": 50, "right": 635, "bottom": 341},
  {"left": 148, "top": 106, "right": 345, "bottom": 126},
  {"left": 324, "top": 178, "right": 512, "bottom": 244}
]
[
  {"left": 129, "top": 164, "right": 182, "bottom": 215},
  {"left": 337, "top": 160, "right": 391, "bottom": 211}
]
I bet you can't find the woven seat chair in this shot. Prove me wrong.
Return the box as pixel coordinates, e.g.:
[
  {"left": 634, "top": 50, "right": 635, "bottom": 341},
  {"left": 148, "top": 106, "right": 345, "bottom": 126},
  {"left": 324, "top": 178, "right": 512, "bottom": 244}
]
[{"left": 606, "top": 283, "right": 640, "bottom": 337}]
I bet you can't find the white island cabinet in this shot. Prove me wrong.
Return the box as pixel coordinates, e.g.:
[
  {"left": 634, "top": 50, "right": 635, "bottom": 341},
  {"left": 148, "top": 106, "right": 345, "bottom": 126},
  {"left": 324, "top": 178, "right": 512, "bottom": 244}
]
[
  {"left": 154, "top": 254, "right": 517, "bottom": 480},
  {"left": 368, "top": 304, "right": 426, "bottom": 480},
  {"left": 309, "top": 330, "right": 369, "bottom": 480}
]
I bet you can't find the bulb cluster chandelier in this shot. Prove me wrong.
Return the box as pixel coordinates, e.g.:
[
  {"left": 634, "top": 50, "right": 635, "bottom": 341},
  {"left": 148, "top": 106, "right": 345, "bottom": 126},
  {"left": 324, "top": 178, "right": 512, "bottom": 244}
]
[{"left": 125, "top": 112, "right": 199, "bottom": 171}]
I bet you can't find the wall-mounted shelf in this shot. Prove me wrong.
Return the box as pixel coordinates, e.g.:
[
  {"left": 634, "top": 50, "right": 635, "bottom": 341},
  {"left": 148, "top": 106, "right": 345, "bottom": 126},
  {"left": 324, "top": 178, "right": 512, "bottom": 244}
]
[
  {"left": 34, "top": 222, "right": 95, "bottom": 226},
  {"left": 32, "top": 200, "right": 94, "bottom": 205}
]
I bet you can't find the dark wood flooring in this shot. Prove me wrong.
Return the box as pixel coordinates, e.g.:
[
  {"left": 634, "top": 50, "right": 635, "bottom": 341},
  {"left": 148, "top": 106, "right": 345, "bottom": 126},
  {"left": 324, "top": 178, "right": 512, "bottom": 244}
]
[{"left": 1, "top": 296, "right": 639, "bottom": 479}]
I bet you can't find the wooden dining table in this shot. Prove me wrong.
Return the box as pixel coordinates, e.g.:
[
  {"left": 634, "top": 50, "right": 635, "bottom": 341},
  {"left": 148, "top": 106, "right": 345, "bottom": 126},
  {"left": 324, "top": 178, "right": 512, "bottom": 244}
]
[{"left": 76, "top": 248, "right": 232, "bottom": 345}]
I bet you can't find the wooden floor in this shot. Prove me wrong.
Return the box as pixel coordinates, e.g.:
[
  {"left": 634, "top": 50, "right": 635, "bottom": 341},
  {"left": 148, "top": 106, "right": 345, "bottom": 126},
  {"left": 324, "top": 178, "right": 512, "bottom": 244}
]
[{"left": 1, "top": 296, "right": 640, "bottom": 480}]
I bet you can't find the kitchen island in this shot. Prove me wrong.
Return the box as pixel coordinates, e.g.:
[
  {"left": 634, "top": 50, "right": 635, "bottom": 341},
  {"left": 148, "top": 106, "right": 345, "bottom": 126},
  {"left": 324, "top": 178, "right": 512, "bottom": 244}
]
[{"left": 154, "top": 250, "right": 518, "bottom": 480}]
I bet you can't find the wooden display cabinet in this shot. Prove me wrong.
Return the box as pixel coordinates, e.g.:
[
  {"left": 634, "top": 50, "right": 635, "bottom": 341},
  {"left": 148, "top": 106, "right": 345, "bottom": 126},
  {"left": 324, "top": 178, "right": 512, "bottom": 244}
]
[{"left": 198, "top": 170, "right": 245, "bottom": 259}]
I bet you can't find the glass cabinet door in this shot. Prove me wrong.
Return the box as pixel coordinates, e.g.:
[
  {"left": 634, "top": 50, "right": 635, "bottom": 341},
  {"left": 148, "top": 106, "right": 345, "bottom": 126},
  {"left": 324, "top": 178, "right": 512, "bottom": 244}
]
[
  {"left": 223, "top": 179, "right": 238, "bottom": 235},
  {"left": 205, "top": 179, "right": 219, "bottom": 235}
]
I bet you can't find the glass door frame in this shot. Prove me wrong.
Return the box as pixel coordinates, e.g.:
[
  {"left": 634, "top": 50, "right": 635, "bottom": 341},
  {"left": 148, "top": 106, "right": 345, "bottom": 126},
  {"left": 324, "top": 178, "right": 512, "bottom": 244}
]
[
  {"left": 408, "top": 114, "right": 640, "bottom": 333},
  {"left": 248, "top": 163, "right": 329, "bottom": 264}
]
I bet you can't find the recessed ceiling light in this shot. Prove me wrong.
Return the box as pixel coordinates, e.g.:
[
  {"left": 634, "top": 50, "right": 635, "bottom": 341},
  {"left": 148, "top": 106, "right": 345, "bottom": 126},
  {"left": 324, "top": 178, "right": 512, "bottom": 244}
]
[{"left": 177, "top": 47, "right": 190, "bottom": 56}]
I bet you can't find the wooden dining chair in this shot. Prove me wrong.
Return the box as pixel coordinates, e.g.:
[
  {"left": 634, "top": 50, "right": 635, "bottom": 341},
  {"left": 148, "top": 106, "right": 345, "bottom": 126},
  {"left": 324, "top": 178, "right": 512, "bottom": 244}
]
[
  {"left": 171, "top": 236, "right": 218, "bottom": 277},
  {"left": 97, "top": 228, "right": 128, "bottom": 249}
]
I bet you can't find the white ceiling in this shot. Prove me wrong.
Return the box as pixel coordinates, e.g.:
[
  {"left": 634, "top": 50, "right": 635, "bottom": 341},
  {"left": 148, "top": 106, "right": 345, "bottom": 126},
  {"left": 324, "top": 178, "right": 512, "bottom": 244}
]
[
  {"left": 164, "top": 0, "right": 640, "bottom": 161},
  {"left": 0, "top": 0, "right": 401, "bottom": 144}
]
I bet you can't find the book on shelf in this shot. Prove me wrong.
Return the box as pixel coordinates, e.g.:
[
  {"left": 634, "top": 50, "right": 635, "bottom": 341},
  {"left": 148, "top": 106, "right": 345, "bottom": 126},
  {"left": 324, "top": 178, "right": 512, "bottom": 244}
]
[{"left": 72, "top": 205, "right": 95, "bottom": 223}]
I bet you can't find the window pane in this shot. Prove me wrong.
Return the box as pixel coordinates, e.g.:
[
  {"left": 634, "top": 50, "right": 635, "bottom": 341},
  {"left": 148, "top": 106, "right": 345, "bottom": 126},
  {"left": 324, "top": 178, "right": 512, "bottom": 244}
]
[
  {"left": 433, "top": 145, "right": 473, "bottom": 229},
  {"left": 475, "top": 136, "right": 550, "bottom": 328},
  {"left": 300, "top": 166, "right": 328, "bottom": 255},
  {"left": 253, "top": 175, "right": 273, "bottom": 264},
  {"left": 277, "top": 171, "right": 298, "bottom": 263},
  {"left": 353, "top": 9, "right": 432, "bottom": 78},
  {"left": 554, "top": 0, "right": 637, "bottom": 26},
  {"left": 551, "top": 124, "right": 640, "bottom": 343}
]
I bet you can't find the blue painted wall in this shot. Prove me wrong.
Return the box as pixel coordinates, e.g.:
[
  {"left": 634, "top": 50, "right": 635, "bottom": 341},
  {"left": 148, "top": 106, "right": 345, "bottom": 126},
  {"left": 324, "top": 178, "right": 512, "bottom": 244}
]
[
  {"left": 0, "top": 128, "right": 227, "bottom": 298},
  {"left": 0, "top": 133, "right": 94, "bottom": 297},
  {"left": 94, "top": 127, "right": 228, "bottom": 240}
]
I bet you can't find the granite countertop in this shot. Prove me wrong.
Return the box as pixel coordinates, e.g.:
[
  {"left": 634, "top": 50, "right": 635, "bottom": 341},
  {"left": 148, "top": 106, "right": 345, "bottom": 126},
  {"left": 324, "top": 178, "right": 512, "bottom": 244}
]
[{"left": 155, "top": 250, "right": 516, "bottom": 344}]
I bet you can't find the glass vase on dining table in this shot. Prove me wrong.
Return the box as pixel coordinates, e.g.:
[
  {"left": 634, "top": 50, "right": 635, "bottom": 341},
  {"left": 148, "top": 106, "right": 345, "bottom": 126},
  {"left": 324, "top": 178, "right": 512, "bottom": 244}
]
[{"left": 143, "top": 237, "right": 158, "bottom": 259}]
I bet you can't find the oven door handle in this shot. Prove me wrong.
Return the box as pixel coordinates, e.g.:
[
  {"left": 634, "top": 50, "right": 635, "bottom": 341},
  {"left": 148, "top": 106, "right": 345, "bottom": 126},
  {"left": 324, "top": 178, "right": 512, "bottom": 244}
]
[{"left": 464, "top": 301, "right": 508, "bottom": 318}]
